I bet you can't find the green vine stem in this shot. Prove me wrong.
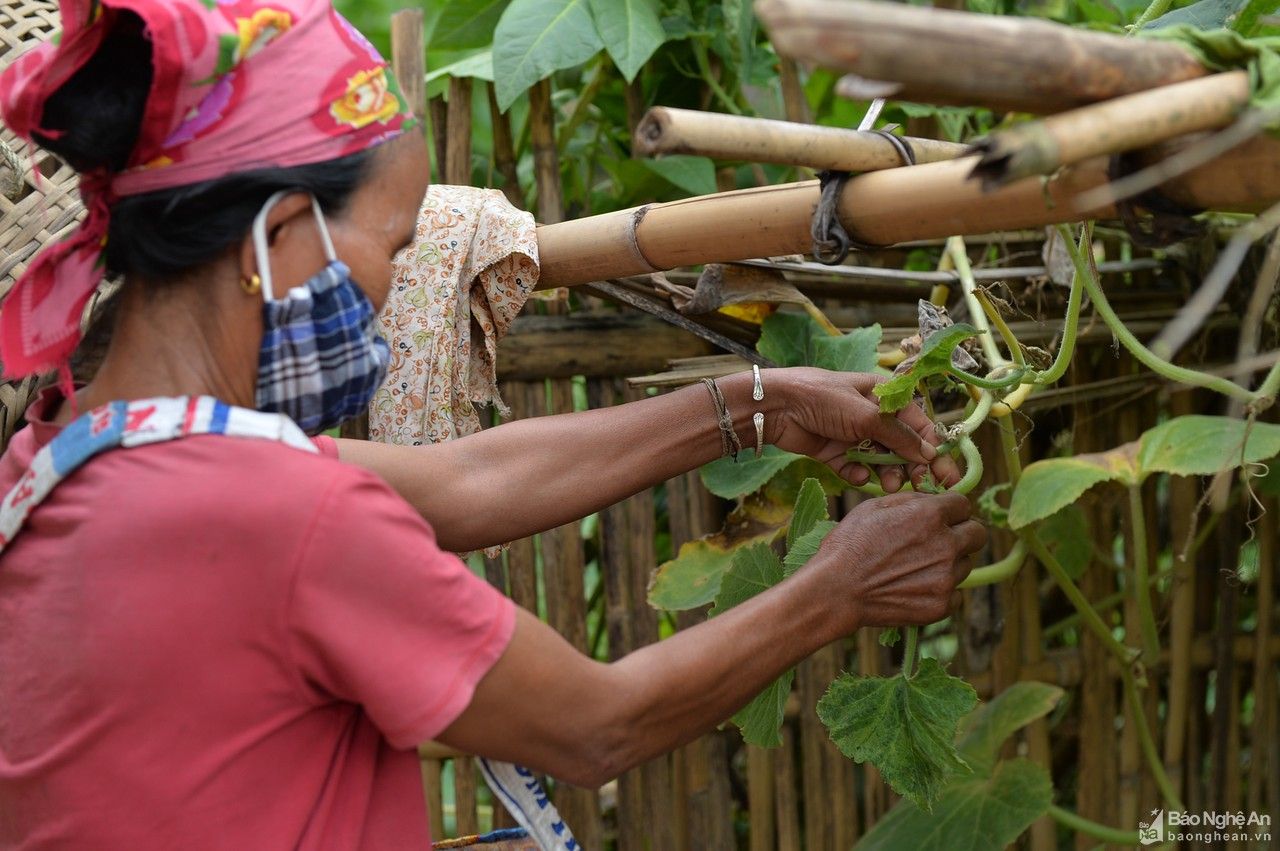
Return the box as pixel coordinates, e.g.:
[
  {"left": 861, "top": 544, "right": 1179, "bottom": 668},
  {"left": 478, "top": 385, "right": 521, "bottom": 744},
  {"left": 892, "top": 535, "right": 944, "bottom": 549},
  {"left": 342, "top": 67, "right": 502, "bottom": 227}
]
[
  {"left": 1122, "top": 668, "right": 1186, "bottom": 812},
  {"left": 1047, "top": 805, "right": 1142, "bottom": 846},
  {"left": 1062, "top": 224, "right": 1259, "bottom": 403},
  {"left": 974, "top": 289, "right": 1026, "bottom": 367},
  {"left": 901, "top": 625, "right": 920, "bottom": 679},
  {"left": 958, "top": 540, "right": 1027, "bottom": 589},
  {"left": 1022, "top": 535, "right": 1136, "bottom": 669},
  {"left": 1025, "top": 532, "right": 1186, "bottom": 811},
  {"left": 948, "top": 365, "right": 1031, "bottom": 391},
  {"left": 1032, "top": 224, "right": 1088, "bottom": 385},
  {"left": 946, "top": 237, "right": 1009, "bottom": 368},
  {"left": 1257, "top": 357, "right": 1280, "bottom": 409},
  {"left": 1128, "top": 485, "right": 1162, "bottom": 663}
]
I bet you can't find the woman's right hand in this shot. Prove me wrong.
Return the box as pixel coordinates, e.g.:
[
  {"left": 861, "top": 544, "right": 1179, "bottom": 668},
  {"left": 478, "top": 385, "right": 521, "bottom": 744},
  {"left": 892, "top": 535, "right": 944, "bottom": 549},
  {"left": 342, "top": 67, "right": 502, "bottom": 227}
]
[{"left": 810, "top": 491, "right": 986, "bottom": 631}]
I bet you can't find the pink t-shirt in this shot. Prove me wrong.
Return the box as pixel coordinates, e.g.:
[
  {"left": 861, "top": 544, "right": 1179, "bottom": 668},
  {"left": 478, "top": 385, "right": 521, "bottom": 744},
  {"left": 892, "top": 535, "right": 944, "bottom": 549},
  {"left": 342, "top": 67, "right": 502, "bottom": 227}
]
[{"left": 0, "top": 391, "right": 516, "bottom": 850}]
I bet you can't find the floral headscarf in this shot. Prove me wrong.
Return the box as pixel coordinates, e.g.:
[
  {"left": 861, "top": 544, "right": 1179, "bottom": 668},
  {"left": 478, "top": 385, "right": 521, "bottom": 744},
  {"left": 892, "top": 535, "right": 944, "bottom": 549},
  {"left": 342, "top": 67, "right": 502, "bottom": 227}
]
[{"left": 0, "top": 0, "right": 415, "bottom": 378}]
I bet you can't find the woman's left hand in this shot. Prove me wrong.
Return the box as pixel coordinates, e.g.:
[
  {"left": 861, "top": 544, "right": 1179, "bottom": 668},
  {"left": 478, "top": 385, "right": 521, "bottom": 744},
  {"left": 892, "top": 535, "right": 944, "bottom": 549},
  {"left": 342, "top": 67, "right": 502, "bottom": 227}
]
[{"left": 760, "top": 367, "right": 962, "bottom": 493}]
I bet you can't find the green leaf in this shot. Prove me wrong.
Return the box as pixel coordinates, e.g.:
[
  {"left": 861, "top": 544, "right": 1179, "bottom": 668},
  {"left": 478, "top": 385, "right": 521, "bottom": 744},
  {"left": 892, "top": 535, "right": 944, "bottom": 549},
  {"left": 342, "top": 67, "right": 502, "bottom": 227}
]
[
  {"left": 812, "top": 324, "right": 882, "bottom": 373},
  {"left": 641, "top": 155, "right": 718, "bottom": 196},
  {"left": 782, "top": 519, "right": 835, "bottom": 576},
  {"left": 712, "top": 543, "right": 791, "bottom": 747},
  {"left": 1135, "top": 416, "right": 1280, "bottom": 480},
  {"left": 710, "top": 542, "right": 784, "bottom": 617},
  {"left": 1142, "top": 0, "right": 1249, "bottom": 30},
  {"left": 700, "top": 445, "right": 801, "bottom": 499},
  {"left": 787, "top": 477, "right": 829, "bottom": 550},
  {"left": 956, "top": 681, "right": 1064, "bottom": 773},
  {"left": 732, "top": 669, "right": 793, "bottom": 747},
  {"left": 818, "top": 658, "right": 978, "bottom": 810},
  {"left": 878, "top": 626, "right": 901, "bottom": 647},
  {"left": 1037, "top": 505, "right": 1091, "bottom": 580},
  {"left": 855, "top": 759, "right": 1053, "bottom": 851},
  {"left": 873, "top": 324, "right": 982, "bottom": 413},
  {"left": 493, "top": 0, "right": 603, "bottom": 111},
  {"left": 432, "top": 0, "right": 511, "bottom": 49},
  {"left": 757, "top": 312, "right": 820, "bottom": 367},
  {"left": 1008, "top": 449, "right": 1134, "bottom": 529},
  {"left": 425, "top": 49, "right": 495, "bottom": 84},
  {"left": 589, "top": 0, "right": 666, "bottom": 81}
]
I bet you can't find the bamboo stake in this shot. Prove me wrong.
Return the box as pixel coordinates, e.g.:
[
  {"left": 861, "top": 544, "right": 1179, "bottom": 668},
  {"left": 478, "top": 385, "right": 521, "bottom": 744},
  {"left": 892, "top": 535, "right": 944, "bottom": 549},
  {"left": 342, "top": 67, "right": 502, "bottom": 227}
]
[
  {"left": 969, "top": 71, "right": 1250, "bottom": 190},
  {"left": 445, "top": 77, "right": 474, "bottom": 186},
  {"left": 633, "top": 107, "right": 964, "bottom": 172},
  {"left": 529, "top": 80, "right": 564, "bottom": 225},
  {"left": 755, "top": 0, "right": 1209, "bottom": 114},
  {"left": 748, "top": 746, "right": 776, "bottom": 851},
  {"left": 536, "top": 136, "right": 1280, "bottom": 288},
  {"left": 389, "top": 11, "right": 426, "bottom": 123},
  {"left": 1165, "top": 392, "right": 1199, "bottom": 806},
  {"left": 774, "top": 726, "right": 802, "bottom": 851},
  {"left": 454, "top": 756, "right": 479, "bottom": 836},
  {"left": 777, "top": 58, "right": 811, "bottom": 125},
  {"left": 488, "top": 84, "right": 523, "bottom": 207},
  {"left": 1247, "top": 499, "right": 1276, "bottom": 822}
]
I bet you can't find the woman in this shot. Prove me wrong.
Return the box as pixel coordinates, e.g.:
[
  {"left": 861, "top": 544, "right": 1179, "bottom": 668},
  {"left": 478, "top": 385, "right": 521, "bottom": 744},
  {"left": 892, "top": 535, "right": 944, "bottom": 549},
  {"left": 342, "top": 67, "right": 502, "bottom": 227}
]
[{"left": 0, "top": 1, "right": 985, "bottom": 848}]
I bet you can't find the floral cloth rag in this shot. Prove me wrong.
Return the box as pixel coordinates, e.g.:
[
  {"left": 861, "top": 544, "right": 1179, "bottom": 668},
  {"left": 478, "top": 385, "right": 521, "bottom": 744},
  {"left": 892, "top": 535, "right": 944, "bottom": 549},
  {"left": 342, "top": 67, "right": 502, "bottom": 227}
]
[{"left": 370, "top": 185, "right": 540, "bottom": 445}]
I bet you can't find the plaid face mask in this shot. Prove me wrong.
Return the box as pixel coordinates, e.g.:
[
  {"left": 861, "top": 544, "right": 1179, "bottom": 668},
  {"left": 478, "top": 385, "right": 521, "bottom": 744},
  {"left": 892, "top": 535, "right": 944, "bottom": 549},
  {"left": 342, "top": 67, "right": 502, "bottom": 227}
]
[{"left": 251, "top": 191, "right": 389, "bottom": 435}]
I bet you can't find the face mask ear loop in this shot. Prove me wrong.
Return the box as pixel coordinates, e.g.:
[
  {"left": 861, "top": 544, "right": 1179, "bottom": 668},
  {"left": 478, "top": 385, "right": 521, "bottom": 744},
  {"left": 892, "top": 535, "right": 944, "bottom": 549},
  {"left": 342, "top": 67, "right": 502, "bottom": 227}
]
[
  {"left": 309, "top": 196, "right": 338, "bottom": 263},
  {"left": 250, "top": 190, "right": 294, "bottom": 302}
]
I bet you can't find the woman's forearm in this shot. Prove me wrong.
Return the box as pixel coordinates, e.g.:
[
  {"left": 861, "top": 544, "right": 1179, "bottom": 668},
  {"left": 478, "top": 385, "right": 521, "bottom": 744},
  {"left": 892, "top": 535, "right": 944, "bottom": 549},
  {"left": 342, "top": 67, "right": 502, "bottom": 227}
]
[
  {"left": 439, "top": 560, "right": 847, "bottom": 787},
  {"left": 337, "top": 370, "right": 771, "bottom": 551}
]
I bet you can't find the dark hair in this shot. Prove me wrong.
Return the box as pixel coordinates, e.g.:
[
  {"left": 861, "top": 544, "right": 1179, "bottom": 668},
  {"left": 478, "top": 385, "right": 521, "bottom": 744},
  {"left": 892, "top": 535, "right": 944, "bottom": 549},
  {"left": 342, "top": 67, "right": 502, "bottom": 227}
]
[{"left": 34, "top": 10, "right": 373, "bottom": 284}]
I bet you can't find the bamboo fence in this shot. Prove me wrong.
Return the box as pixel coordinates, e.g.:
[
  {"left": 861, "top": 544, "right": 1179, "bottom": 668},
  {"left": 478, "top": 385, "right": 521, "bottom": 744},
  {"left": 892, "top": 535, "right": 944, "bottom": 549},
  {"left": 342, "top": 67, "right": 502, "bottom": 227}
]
[
  {"left": 405, "top": 5, "right": 1280, "bottom": 834},
  {"left": 0, "top": 3, "right": 1276, "bottom": 849}
]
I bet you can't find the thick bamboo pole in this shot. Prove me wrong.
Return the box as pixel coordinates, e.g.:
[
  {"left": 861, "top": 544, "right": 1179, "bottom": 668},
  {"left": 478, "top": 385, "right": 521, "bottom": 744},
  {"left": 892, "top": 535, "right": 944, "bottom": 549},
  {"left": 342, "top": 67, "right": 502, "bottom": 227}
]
[
  {"left": 445, "top": 77, "right": 473, "bottom": 187},
  {"left": 633, "top": 107, "right": 965, "bottom": 172},
  {"left": 536, "top": 135, "right": 1280, "bottom": 288},
  {"left": 755, "top": 0, "right": 1209, "bottom": 114},
  {"left": 970, "top": 72, "right": 1250, "bottom": 189}
]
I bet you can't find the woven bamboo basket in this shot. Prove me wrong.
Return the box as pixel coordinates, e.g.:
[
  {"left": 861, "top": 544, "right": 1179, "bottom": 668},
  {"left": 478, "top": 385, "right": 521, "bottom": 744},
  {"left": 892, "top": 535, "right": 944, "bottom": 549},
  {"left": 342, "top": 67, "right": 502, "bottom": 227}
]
[{"left": 0, "top": 0, "right": 114, "bottom": 450}]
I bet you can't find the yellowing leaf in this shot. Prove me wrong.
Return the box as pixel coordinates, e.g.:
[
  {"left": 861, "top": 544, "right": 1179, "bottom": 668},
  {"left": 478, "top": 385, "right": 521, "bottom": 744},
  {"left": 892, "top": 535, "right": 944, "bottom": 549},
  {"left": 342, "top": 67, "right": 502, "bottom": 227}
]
[
  {"left": 1008, "top": 447, "right": 1134, "bottom": 530},
  {"left": 1136, "top": 416, "right": 1280, "bottom": 480},
  {"left": 818, "top": 659, "right": 977, "bottom": 810},
  {"left": 648, "top": 492, "right": 790, "bottom": 610}
]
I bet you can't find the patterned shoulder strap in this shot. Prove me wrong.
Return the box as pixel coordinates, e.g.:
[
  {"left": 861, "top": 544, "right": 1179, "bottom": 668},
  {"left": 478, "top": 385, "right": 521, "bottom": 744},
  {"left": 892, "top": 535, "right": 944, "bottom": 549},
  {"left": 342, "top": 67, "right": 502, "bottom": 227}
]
[{"left": 0, "top": 396, "right": 316, "bottom": 552}]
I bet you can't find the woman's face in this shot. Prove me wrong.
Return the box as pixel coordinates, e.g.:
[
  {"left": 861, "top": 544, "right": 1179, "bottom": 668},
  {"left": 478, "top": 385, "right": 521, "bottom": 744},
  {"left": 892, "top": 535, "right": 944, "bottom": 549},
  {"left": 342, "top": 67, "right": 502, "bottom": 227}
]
[{"left": 325, "top": 132, "right": 431, "bottom": 311}]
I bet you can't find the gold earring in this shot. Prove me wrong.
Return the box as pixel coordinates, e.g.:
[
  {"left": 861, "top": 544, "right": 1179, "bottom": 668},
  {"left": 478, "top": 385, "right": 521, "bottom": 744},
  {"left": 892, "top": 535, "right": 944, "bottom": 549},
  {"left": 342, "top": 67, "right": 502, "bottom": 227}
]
[{"left": 240, "top": 273, "right": 261, "bottom": 295}]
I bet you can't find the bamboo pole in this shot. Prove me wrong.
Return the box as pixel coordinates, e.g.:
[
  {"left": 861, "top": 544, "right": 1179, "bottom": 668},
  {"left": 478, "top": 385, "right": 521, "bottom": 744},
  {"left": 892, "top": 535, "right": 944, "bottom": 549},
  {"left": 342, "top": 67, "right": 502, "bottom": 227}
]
[
  {"left": 536, "top": 135, "right": 1280, "bottom": 288},
  {"left": 488, "top": 84, "right": 523, "bottom": 207},
  {"left": 748, "top": 746, "right": 776, "bottom": 851},
  {"left": 969, "top": 71, "right": 1250, "bottom": 190},
  {"left": 1247, "top": 500, "right": 1276, "bottom": 822},
  {"left": 754, "top": 0, "right": 1209, "bottom": 114},
  {"left": 445, "top": 77, "right": 474, "bottom": 186},
  {"left": 633, "top": 107, "right": 965, "bottom": 171},
  {"left": 529, "top": 80, "right": 564, "bottom": 225},
  {"left": 389, "top": 11, "right": 426, "bottom": 123},
  {"left": 777, "top": 58, "right": 811, "bottom": 125},
  {"left": 774, "top": 726, "right": 801, "bottom": 851}
]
